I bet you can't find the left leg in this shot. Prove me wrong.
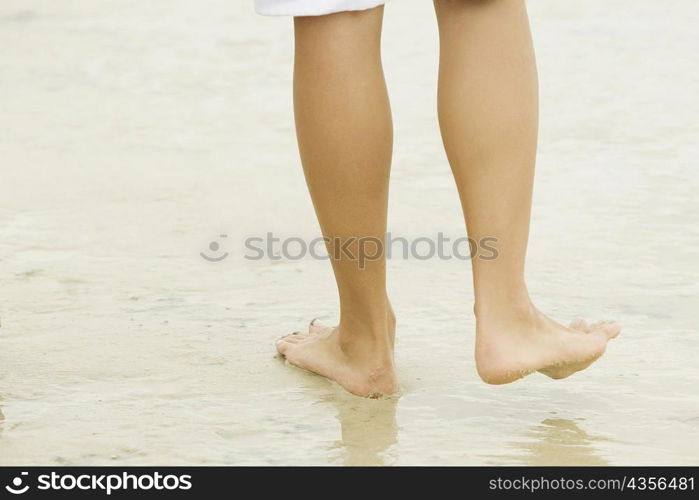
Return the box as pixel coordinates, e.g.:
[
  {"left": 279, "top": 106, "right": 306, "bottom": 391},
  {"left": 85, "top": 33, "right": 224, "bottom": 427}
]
[{"left": 275, "top": 7, "right": 397, "bottom": 398}]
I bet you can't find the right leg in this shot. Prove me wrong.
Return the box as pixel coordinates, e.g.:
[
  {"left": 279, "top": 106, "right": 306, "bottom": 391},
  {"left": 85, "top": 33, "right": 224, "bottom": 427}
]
[
  {"left": 275, "top": 6, "right": 397, "bottom": 397},
  {"left": 434, "top": 0, "right": 619, "bottom": 384}
]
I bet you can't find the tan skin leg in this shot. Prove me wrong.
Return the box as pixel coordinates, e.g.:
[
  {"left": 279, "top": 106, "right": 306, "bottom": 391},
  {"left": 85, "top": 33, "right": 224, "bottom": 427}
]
[
  {"left": 275, "top": 6, "right": 397, "bottom": 398},
  {"left": 277, "top": 1, "right": 620, "bottom": 396},
  {"left": 434, "top": 0, "right": 619, "bottom": 383}
]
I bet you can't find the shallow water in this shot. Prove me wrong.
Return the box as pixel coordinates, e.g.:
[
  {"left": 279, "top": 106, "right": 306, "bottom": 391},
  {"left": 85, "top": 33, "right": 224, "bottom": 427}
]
[{"left": 1, "top": 0, "right": 698, "bottom": 465}]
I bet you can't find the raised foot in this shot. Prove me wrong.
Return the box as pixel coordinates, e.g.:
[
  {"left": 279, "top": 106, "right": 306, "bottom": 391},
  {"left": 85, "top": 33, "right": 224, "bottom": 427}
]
[
  {"left": 475, "top": 308, "right": 621, "bottom": 385},
  {"left": 276, "top": 319, "right": 398, "bottom": 398}
]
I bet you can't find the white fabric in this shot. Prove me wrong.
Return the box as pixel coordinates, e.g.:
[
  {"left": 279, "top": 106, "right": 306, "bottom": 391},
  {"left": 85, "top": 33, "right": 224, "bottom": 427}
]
[{"left": 255, "top": 0, "right": 387, "bottom": 16}]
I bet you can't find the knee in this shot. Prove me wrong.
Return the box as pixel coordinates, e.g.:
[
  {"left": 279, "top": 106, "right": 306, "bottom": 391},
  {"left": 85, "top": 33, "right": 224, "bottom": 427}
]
[
  {"left": 435, "top": 0, "right": 513, "bottom": 12},
  {"left": 294, "top": 7, "right": 383, "bottom": 55},
  {"left": 294, "top": 6, "right": 383, "bottom": 35}
]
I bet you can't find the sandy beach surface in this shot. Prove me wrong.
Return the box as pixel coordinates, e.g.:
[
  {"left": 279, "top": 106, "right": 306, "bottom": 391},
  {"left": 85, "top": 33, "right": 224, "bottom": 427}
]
[{"left": 1, "top": 0, "right": 698, "bottom": 465}]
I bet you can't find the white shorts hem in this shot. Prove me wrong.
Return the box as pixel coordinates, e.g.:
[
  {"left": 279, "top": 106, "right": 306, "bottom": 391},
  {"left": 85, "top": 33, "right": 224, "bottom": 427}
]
[{"left": 255, "top": 0, "right": 387, "bottom": 17}]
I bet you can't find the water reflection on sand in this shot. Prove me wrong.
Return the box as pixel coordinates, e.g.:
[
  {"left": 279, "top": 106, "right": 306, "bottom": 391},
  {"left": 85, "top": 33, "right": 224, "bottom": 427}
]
[
  {"left": 326, "top": 394, "right": 399, "bottom": 466},
  {"left": 498, "top": 418, "right": 610, "bottom": 466}
]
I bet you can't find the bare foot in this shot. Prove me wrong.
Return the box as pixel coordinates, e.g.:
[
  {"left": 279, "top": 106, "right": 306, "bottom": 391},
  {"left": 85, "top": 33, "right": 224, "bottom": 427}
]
[
  {"left": 275, "top": 317, "right": 398, "bottom": 398},
  {"left": 475, "top": 303, "right": 620, "bottom": 384}
]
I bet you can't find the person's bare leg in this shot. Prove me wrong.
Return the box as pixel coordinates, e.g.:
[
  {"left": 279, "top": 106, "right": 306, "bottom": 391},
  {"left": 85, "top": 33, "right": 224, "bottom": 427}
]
[
  {"left": 275, "top": 6, "right": 397, "bottom": 397},
  {"left": 434, "top": 0, "right": 620, "bottom": 384}
]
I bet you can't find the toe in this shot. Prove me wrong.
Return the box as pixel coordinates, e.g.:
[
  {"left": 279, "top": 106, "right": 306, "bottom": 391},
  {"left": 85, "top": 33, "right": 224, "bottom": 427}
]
[
  {"left": 592, "top": 320, "right": 621, "bottom": 340},
  {"left": 309, "top": 318, "right": 327, "bottom": 334},
  {"left": 283, "top": 334, "right": 309, "bottom": 343},
  {"left": 277, "top": 331, "right": 310, "bottom": 345},
  {"left": 569, "top": 317, "right": 590, "bottom": 332},
  {"left": 275, "top": 339, "right": 292, "bottom": 356},
  {"left": 569, "top": 318, "right": 620, "bottom": 339},
  {"left": 309, "top": 319, "right": 335, "bottom": 336}
]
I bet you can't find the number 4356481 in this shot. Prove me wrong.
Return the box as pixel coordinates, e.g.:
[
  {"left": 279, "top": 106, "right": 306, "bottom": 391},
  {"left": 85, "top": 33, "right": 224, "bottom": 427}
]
[{"left": 627, "top": 477, "right": 694, "bottom": 491}]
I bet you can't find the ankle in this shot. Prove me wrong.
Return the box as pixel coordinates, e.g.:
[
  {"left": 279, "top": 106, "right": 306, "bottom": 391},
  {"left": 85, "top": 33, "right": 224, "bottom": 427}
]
[
  {"left": 474, "top": 292, "right": 535, "bottom": 322},
  {"left": 336, "top": 321, "right": 393, "bottom": 368},
  {"left": 339, "top": 299, "right": 394, "bottom": 337},
  {"left": 338, "top": 322, "right": 392, "bottom": 348}
]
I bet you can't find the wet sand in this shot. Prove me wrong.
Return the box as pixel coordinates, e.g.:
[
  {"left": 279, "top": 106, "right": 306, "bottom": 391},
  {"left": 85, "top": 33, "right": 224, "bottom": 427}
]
[{"left": 1, "top": 0, "right": 698, "bottom": 465}]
